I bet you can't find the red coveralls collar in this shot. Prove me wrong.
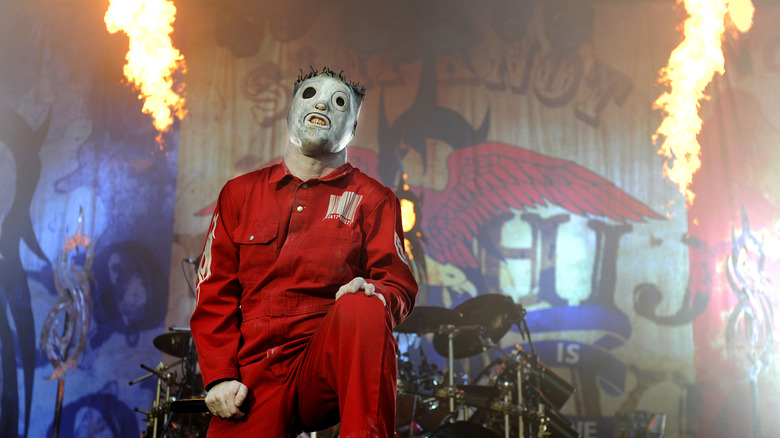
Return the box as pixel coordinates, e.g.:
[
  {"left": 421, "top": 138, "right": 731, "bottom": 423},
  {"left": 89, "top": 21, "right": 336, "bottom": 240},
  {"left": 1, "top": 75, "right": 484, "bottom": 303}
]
[{"left": 269, "top": 160, "right": 355, "bottom": 184}]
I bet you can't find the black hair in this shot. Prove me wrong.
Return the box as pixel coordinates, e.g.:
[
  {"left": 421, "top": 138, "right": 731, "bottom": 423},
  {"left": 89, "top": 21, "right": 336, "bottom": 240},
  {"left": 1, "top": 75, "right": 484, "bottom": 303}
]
[{"left": 293, "top": 66, "right": 366, "bottom": 101}]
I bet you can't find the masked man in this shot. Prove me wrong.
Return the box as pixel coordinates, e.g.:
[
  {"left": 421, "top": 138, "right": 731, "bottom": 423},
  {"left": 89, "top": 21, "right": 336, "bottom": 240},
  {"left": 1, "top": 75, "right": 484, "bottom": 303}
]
[{"left": 190, "top": 68, "right": 418, "bottom": 438}]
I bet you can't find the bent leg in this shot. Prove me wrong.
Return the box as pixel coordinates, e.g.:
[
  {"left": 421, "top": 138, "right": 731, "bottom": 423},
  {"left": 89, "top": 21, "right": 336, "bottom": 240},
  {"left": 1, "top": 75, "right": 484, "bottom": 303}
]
[
  {"left": 206, "top": 359, "right": 298, "bottom": 438},
  {"left": 296, "top": 294, "right": 398, "bottom": 438}
]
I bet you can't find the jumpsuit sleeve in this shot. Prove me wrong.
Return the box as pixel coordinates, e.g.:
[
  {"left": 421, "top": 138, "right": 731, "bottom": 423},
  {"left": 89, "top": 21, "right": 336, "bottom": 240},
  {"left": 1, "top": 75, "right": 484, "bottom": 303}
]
[
  {"left": 362, "top": 191, "right": 418, "bottom": 328},
  {"left": 190, "top": 182, "right": 243, "bottom": 388}
]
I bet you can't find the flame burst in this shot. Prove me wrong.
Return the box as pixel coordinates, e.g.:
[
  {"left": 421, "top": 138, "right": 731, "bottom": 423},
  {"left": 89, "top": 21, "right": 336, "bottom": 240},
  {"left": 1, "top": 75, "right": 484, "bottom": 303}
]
[
  {"left": 653, "top": 0, "right": 754, "bottom": 206},
  {"left": 105, "top": 0, "right": 186, "bottom": 138}
]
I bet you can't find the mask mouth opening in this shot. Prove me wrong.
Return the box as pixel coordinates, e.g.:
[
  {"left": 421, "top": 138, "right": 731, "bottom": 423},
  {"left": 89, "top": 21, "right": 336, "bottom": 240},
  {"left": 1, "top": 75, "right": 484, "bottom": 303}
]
[{"left": 305, "top": 113, "right": 331, "bottom": 129}]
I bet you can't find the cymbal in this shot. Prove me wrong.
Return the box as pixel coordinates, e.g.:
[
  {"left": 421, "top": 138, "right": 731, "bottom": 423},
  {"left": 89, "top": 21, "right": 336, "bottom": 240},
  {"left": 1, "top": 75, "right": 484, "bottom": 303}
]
[
  {"left": 456, "top": 294, "right": 520, "bottom": 340},
  {"left": 394, "top": 306, "right": 462, "bottom": 334},
  {"left": 153, "top": 331, "right": 194, "bottom": 357},
  {"left": 433, "top": 294, "right": 521, "bottom": 358}
]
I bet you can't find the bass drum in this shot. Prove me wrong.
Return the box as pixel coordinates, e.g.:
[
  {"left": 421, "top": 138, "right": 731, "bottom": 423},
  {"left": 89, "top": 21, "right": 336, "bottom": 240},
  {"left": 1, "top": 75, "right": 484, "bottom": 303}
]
[{"left": 428, "top": 421, "right": 501, "bottom": 438}]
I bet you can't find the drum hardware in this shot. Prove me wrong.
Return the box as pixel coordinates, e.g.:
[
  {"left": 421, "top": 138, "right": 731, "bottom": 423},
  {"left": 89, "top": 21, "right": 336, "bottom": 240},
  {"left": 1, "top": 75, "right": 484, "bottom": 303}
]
[
  {"left": 462, "top": 327, "right": 524, "bottom": 438},
  {"left": 428, "top": 421, "right": 502, "bottom": 438},
  {"left": 397, "top": 351, "right": 464, "bottom": 437},
  {"left": 394, "top": 295, "right": 579, "bottom": 438},
  {"left": 501, "top": 305, "right": 576, "bottom": 437},
  {"left": 516, "top": 361, "right": 524, "bottom": 438},
  {"left": 395, "top": 393, "right": 424, "bottom": 437},
  {"left": 545, "top": 407, "right": 579, "bottom": 438},
  {"left": 453, "top": 296, "right": 574, "bottom": 438},
  {"left": 154, "top": 332, "right": 196, "bottom": 358},
  {"left": 509, "top": 353, "right": 555, "bottom": 438},
  {"left": 401, "top": 380, "right": 530, "bottom": 419},
  {"left": 171, "top": 398, "right": 209, "bottom": 414},
  {"left": 504, "top": 391, "right": 513, "bottom": 438},
  {"left": 522, "top": 385, "right": 578, "bottom": 438},
  {"left": 132, "top": 329, "right": 206, "bottom": 437},
  {"left": 446, "top": 326, "right": 455, "bottom": 412},
  {"left": 435, "top": 324, "right": 487, "bottom": 411},
  {"left": 526, "top": 379, "right": 578, "bottom": 438},
  {"left": 474, "top": 351, "right": 575, "bottom": 414},
  {"left": 513, "top": 347, "right": 575, "bottom": 410},
  {"left": 130, "top": 360, "right": 181, "bottom": 438},
  {"left": 432, "top": 294, "right": 521, "bottom": 359},
  {"left": 436, "top": 320, "right": 536, "bottom": 438},
  {"left": 395, "top": 306, "right": 464, "bottom": 334},
  {"left": 130, "top": 358, "right": 184, "bottom": 386}
]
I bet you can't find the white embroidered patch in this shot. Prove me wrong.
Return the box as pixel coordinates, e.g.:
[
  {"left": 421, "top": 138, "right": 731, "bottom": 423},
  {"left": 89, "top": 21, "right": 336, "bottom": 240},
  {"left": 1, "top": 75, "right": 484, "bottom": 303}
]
[
  {"left": 324, "top": 191, "right": 363, "bottom": 225},
  {"left": 395, "top": 231, "right": 410, "bottom": 266},
  {"left": 196, "top": 213, "right": 218, "bottom": 304}
]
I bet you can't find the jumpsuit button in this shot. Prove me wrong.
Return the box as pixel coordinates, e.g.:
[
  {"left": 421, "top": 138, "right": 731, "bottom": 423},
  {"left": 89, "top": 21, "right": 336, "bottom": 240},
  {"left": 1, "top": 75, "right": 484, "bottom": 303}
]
[
  {"left": 296, "top": 205, "right": 304, "bottom": 212},
  {"left": 301, "top": 183, "right": 309, "bottom": 189},
  {"left": 249, "top": 235, "right": 254, "bottom": 241}
]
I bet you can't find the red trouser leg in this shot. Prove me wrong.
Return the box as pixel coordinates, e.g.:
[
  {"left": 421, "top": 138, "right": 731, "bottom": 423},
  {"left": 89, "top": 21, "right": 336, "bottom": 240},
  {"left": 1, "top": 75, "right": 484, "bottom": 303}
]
[
  {"left": 295, "top": 293, "right": 398, "bottom": 438},
  {"left": 205, "top": 358, "right": 298, "bottom": 437}
]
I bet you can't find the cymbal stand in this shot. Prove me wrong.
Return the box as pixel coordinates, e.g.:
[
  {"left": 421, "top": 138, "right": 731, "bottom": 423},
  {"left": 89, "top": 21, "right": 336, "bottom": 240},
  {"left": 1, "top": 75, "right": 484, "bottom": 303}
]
[
  {"left": 447, "top": 325, "right": 456, "bottom": 413},
  {"left": 514, "top": 309, "right": 549, "bottom": 438},
  {"left": 475, "top": 330, "right": 519, "bottom": 438},
  {"left": 168, "top": 336, "right": 200, "bottom": 436},
  {"left": 474, "top": 305, "right": 549, "bottom": 438},
  {"left": 129, "top": 359, "right": 182, "bottom": 438},
  {"left": 514, "top": 305, "right": 533, "bottom": 356},
  {"left": 537, "top": 403, "right": 548, "bottom": 438},
  {"left": 443, "top": 324, "right": 482, "bottom": 416},
  {"left": 517, "top": 363, "right": 524, "bottom": 438},
  {"left": 504, "top": 389, "right": 513, "bottom": 438}
]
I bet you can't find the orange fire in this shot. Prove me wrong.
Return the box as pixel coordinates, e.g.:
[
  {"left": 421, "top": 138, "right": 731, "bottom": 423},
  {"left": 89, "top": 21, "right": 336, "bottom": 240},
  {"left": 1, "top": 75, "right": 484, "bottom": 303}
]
[
  {"left": 653, "top": 0, "right": 754, "bottom": 206},
  {"left": 400, "top": 199, "right": 416, "bottom": 233},
  {"left": 104, "top": 0, "right": 186, "bottom": 139},
  {"left": 399, "top": 174, "right": 416, "bottom": 233}
]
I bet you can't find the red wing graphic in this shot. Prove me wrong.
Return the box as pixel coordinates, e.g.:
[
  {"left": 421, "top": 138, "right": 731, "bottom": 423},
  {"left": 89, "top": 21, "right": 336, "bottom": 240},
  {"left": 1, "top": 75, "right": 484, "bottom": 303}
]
[{"left": 420, "top": 142, "right": 662, "bottom": 268}]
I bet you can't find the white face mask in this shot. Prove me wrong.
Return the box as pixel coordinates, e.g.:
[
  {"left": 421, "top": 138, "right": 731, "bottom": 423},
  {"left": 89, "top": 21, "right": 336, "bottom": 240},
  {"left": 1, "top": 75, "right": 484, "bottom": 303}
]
[{"left": 287, "top": 75, "right": 361, "bottom": 155}]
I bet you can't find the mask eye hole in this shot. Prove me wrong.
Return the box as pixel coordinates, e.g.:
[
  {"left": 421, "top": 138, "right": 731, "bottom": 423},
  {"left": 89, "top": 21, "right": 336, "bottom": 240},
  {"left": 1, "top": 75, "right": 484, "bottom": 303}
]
[
  {"left": 332, "top": 91, "right": 349, "bottom": 111},
  {"left": 302, "top": 87, "right": 316, "bottom": 99}
]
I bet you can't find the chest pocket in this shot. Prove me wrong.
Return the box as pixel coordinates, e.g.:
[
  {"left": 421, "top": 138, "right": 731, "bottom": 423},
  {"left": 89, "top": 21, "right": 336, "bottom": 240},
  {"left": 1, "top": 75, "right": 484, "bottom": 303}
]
[
  {"left": 234, "top": 220, "right": 278, "bottom": 283},
  {"left": 301, "top": 227, "right": 363, "bottom": 285}
]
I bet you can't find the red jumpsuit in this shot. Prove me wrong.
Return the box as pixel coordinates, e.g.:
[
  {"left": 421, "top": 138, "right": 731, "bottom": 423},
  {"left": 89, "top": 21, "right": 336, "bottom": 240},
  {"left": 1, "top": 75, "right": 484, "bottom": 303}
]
[{"left": 191, "top": 162, "right": 418, "bottom": 437}]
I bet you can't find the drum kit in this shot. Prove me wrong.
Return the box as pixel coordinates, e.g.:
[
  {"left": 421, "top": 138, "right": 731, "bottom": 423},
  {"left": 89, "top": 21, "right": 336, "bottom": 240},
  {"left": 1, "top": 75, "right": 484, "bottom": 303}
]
[
  {"left": 130, "top": 327, "right": 208, "bottom": 438},
  {"left": 130, "top": 294, "right": 577, "bottom": 438},
  {"left": 393, "top": 294, "right": 579, "bottom": 438}
]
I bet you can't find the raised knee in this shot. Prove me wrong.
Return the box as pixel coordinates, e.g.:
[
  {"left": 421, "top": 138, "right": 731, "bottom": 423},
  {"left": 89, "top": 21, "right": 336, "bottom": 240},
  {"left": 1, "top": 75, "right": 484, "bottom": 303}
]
[{"left": 333, "top": 293, "right": 389, "bottom": 329}]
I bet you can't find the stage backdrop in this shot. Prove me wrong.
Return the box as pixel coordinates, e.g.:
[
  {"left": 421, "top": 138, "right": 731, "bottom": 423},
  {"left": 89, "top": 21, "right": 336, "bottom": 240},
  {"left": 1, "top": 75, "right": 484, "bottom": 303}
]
[{"left": 1, "top": 1, "right": 778, "bottom": 438}]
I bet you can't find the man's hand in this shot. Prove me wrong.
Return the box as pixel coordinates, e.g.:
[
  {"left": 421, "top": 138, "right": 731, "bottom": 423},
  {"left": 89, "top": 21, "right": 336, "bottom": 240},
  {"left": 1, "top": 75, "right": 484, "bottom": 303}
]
[
  {"left": 205, "top": 380, "right": 248, "bottom": 419},
  {"left": 336, "top": 277, "right": 386, "bottom": 306}
]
